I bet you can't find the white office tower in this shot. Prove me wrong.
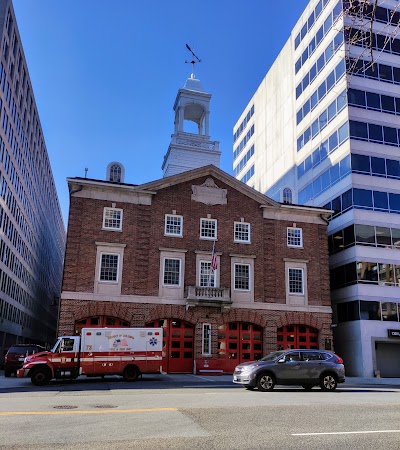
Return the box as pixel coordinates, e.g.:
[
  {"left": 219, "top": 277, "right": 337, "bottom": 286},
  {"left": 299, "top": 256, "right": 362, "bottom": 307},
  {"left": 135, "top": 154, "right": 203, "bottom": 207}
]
[
  {"left": 162, "top": 74, "right": 221, "bottom": 177},
  {"left": 233, "top": 0, "right": 400, "bottom": 377}
]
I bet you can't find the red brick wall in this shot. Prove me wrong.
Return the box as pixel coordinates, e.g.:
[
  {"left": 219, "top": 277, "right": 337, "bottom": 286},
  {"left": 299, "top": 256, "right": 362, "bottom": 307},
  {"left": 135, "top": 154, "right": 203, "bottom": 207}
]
[
  {"left": 63, "top": 175, "right": 331, "bottom": 307},
  {"left": 59, "top": 299, "right": 333, "bottom": 357}
]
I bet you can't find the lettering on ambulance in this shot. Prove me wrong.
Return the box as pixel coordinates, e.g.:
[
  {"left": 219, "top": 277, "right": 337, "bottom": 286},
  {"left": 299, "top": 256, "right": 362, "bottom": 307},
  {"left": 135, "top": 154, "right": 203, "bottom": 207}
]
[{"left": 81, "top": 329, "right": 163, "bottom": 375}]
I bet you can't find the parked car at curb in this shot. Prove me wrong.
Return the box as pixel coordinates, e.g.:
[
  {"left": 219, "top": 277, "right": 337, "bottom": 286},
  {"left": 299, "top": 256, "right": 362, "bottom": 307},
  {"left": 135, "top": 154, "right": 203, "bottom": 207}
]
[
  {"left": 4, "top": 344, "right": 45, "bottom": 377},
  {"left": 233, "top": 349, "right": 345, "bottom": 391}
]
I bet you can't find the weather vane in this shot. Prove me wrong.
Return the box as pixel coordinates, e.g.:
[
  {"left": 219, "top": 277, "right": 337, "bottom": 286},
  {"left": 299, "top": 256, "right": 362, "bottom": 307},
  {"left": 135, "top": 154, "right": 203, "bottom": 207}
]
[{"left": 185, "top": 44, "right": 201, "bottom": 78}]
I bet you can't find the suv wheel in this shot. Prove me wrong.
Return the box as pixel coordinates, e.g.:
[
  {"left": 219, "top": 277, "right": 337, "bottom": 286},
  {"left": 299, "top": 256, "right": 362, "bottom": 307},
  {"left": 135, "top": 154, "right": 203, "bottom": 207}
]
[
  {"left": 257, "top": 373, "right": 275, "bottom": 391},
  {"left": 320, "top": 373, "right": 337, "bottom": 391}
]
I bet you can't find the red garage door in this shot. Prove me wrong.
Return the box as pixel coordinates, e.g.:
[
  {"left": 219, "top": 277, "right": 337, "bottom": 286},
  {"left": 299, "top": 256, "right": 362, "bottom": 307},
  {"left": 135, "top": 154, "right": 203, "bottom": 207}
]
[
  {"left": 277, "top": 325, "right": 318, "bottom": 350},
  {"left": 74, "top": 316, "right": 130, "bottom": 335},
  {"left": 147, "top": 319, "right": 194, "bottom": 373},
  {"left": 218, "top": 322, "right": 263, "bottom": 373}
]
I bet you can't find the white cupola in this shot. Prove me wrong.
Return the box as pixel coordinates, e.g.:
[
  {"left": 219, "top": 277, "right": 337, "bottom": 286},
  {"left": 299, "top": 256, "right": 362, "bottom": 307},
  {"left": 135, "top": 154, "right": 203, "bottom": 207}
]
[{"left": 162, "top": 71, "right": 221, "bottom": 177}]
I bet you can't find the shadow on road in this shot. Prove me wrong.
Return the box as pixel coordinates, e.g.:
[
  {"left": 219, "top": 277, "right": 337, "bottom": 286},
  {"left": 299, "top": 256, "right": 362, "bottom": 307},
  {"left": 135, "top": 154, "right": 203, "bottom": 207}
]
[
  {"left": 1, "top": 374, "right": 399, "bottom": 394},
  {"left": 0, "top": 374, "right": 240, "bottom": 393},
  {"left": 244, "top": 387, "right": 399, "bottom": 393}
]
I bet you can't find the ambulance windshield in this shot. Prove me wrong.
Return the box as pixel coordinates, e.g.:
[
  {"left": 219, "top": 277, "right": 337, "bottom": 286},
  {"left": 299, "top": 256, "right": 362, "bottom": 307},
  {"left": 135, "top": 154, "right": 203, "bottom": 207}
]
[{"left": 51, "top": 338, "right": 62, "bottom": 353}]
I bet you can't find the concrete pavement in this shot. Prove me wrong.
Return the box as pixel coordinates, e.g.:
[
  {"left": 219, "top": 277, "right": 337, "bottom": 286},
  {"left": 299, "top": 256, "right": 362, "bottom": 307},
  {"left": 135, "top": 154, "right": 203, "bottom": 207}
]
[{"left": 1, "top": 370, "right": 400, "bottom": 389}]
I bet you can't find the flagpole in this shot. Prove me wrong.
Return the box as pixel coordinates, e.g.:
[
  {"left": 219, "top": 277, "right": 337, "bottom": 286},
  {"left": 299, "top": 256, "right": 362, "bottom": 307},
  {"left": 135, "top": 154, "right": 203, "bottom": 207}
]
[
  {"left": 209, "top": 241, "right": 213, "bottom": 288},
  {"left": 210, "top": 240, "right": 216, "bottom": 288}
]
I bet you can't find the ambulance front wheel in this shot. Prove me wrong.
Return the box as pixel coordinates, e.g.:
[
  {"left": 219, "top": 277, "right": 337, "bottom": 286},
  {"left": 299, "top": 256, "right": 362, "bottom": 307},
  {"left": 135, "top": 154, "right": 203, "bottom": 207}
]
[
  {"left": 31, "top": 367, "right": 51, "bottom": 386},
  {"left": 123, "top": 365, "right": 139, "bottom": 381}
]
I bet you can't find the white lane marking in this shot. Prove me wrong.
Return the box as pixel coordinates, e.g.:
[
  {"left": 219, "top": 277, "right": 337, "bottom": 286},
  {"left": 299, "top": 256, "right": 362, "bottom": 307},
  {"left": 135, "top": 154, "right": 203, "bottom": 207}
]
[{"left": 292, "top": 430, "right": 400, "bottom": 436}]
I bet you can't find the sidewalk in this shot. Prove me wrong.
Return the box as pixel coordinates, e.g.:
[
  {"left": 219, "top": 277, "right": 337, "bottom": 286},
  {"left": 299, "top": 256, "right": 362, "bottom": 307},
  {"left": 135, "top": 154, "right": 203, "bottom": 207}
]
[
  {"left": 344, "top": 376, "right": 400, "bottom": 386},
  {"left": 0, "top": 370, "right": 399, "bottom": 389}
]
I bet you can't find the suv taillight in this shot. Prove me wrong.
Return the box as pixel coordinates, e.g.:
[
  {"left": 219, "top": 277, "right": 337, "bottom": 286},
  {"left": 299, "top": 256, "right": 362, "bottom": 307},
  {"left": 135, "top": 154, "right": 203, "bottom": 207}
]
[{"left": 334, "top": 354, "right": 343, "bottom": 364}]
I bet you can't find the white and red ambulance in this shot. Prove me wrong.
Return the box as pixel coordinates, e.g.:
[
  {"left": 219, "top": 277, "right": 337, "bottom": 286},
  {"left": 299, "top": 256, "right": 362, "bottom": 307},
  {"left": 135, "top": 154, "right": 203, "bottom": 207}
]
[{"left": 17, "top": 327, "right": 163, "bottom": 386}]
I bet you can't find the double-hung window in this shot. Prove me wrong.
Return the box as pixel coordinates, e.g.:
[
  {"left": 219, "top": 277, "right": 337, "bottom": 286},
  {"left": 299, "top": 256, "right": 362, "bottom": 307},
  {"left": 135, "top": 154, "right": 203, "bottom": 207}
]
[
  {"left": 287, "top": 227, "right": 303, "bottom": 247},
  {"left": 288, "top": 268, "right": 304, "bottom": 294},
  {"left": 200, "top": 218, "right": 217, "bottom": 240},
  {"left": 200, "top": 261, "right": 216, "bottom": 287},
  {"left": 234, "top": 263, "right": 250, "bottom": 291},
  {"left": 103, "top": 207, "right": 123, "bottom": 231},
  {"left": 163, "top": 258, "right": 181, "bottom": 286},
  {"left": 99, "top": 253, "right": 119, "bottom": 282},
  {"left": 165, "top": 214, "right": 183, "bottom": 237},
  {"left": 234, "top": 222, "right": 250, "bottom": 243}
]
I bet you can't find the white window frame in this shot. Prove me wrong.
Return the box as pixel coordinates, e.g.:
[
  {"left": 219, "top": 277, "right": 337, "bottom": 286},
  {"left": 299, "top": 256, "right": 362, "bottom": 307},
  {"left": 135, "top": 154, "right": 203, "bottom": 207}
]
[
  {"left": 164, "top": 214, "right": 183, "bottom": 237},
  {"left": 106, "top": 161, "right": 125, "bottom": 183},
  {"left": 199, "top": 260, "right": 216, "bottom": 287},
  {"left": 202, "top": 323, "right": 212, "bottom": 356},
  {"left": 288, "top": 267, "right": 304, "bottom": 295},
  {"left": 94, "top": 242, "right": 126, "bottom": 294},
  {"left": 282, "top": 187, "right": 293, "bottom": 204},
  {"left": 234, "top": 222, "right": 251, "bottom": 243},
  {"left": 287, "top": 227, "right": 303, "bottom": 248},
  {"left": 162, "top": 257, "right": 181, "bottom": 287},
  {"left": 234, "top": 263, "right": 251, "bottom": 291},
  {"left": 102, "top": 207, "right": 123, "bottom": 231},
  {"left": 200, "top": 218, "right": 217, "bottom": 240},
  {"left": 98, "top": 252, "right": 120, "bottom": 283}
]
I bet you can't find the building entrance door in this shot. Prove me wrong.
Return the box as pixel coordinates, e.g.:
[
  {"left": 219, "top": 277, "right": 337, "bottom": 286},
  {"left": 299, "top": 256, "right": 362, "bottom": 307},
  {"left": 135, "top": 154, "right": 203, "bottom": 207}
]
[{"left": 376, "top": 342, "right": 400, "bottom": 377}]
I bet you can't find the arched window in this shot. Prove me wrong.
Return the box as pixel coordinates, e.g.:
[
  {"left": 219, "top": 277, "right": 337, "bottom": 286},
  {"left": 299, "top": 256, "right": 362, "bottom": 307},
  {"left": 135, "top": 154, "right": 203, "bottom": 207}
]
[
  {"left": 283, "top": 188, "right": 293, "bottom": 204},
  {"left": 106, "top": 162, "right": 125, "bottom": 183},
  {"left": 110, "top": 164, "right": 121, "bottom": 182}
]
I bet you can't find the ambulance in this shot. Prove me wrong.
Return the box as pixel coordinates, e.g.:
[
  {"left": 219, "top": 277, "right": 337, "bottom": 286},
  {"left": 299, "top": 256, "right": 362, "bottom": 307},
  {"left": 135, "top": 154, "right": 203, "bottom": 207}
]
[{"left": 17, "top": 328, "right": 163, "bottom": 386}]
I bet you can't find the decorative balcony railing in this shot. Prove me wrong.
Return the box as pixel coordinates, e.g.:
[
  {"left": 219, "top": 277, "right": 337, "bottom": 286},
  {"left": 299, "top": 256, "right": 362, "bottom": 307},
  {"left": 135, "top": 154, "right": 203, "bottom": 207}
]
[{"left": 185, "top": 286, "right": 231, "bottom": 309}]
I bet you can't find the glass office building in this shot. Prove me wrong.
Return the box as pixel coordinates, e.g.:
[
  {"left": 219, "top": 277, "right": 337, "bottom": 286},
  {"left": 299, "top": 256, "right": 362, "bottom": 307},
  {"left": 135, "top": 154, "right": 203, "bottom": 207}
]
[
  {"left": 0, "top": 0, "right": 65, "bottom": 360},
  {"left": 233, "top": 0, "right": 400, "bottom": 376}
]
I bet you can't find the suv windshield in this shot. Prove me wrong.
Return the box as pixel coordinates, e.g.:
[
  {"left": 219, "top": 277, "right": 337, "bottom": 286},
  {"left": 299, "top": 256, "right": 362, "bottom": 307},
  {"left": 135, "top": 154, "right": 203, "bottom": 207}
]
[
  {"left": 260, "top": 351, "right": 285, "bottom": 362},
  {"left": 8, "top": 346, "right": 39, "bottom": 354}
]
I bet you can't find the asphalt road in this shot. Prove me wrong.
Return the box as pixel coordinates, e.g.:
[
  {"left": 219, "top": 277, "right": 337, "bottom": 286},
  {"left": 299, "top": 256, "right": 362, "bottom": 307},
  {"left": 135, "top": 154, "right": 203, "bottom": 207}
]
[{"left": 1, "top": 374, "right": 400, "bottom": 449}]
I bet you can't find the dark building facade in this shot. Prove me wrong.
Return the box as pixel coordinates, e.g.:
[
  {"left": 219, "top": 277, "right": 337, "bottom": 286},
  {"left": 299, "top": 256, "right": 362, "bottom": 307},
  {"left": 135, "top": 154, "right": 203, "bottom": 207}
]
[{"left": 0, "top": 0, "right": 66, "bottom": 360}]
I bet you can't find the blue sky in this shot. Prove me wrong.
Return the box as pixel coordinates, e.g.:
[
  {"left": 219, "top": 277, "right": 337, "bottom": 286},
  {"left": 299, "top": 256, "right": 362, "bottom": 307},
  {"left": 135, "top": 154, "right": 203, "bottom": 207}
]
[{"left": 13, "top": 0, "right": 309, "bottom": 224}]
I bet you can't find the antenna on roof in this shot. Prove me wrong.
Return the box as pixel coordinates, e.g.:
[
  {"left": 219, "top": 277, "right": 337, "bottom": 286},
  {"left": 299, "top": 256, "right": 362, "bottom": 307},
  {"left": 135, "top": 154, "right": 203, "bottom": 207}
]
[
  {"left": 84, "top": 167, "right": 88, "bottom": 178},
  {"left": 185, "top": 44, "right": 202, "bottom": 79}
]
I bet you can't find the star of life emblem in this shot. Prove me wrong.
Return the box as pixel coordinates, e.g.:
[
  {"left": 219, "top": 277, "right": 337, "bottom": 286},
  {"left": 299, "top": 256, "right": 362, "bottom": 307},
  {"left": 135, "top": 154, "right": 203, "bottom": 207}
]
[{"left": 149, "top": 337, "right": 158, "bottom": 346}]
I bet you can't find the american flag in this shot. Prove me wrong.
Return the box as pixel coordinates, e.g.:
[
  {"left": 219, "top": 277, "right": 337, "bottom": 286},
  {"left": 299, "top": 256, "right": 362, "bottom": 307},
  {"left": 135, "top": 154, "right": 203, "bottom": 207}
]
[{"left": 211, "top": 241, "right": 218, "bottom": 271}]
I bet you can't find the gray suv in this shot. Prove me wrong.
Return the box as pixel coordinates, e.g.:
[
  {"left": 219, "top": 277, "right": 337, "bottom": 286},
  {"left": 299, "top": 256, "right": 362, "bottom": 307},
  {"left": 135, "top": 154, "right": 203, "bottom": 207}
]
[{"left": 233, "top": 349, "right": 345, "bottom": 391}]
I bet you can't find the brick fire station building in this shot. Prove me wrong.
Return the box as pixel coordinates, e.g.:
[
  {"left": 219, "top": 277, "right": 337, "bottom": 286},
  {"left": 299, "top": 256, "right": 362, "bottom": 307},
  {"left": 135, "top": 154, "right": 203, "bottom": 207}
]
[
  {"left": 59, "top": 74, "right": 333, "bottom": 373},
  {"left": 60, "top": 163, "right": 333, "bottom": 373}
]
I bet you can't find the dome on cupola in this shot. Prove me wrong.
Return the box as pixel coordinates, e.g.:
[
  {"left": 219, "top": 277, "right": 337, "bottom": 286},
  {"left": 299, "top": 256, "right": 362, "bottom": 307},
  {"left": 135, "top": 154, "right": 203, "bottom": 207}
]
[{"left": 183, "top": 75, "right": 205, "bottom": 93}]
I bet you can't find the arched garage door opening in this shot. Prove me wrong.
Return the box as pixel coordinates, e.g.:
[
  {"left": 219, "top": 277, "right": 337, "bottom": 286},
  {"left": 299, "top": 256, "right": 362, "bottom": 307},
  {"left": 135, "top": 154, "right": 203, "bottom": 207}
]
[
  {"left": 218, "top": 322, "right": 263, "bottom": 373},
  {"left": 277, "top": 325, "right": 318, "bottom": 350},
  {"left": 74, "top": 316, "right": 130, "bottom": 335},
  {"left": 146, "top": 319, "right": 194, "bottom": 373}
]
